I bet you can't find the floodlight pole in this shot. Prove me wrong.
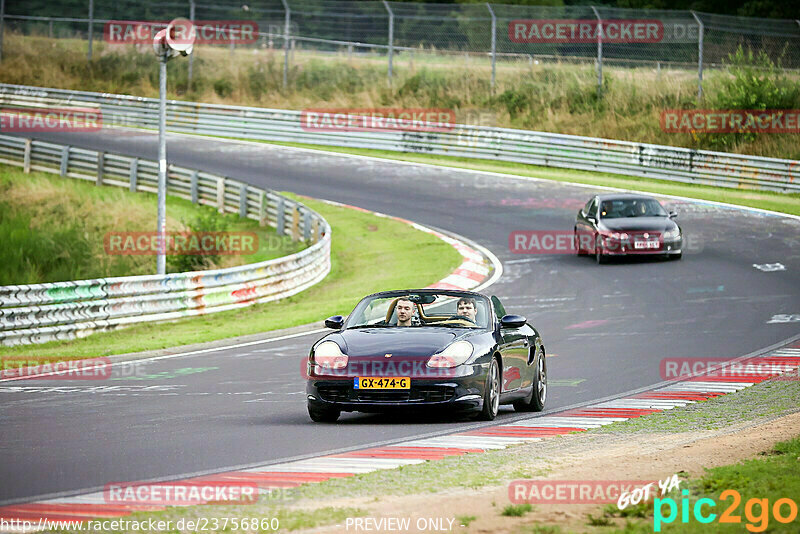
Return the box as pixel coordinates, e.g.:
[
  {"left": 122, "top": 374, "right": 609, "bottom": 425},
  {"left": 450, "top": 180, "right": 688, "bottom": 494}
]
[{"left": 157, "top": 53, "right": 168, "bottom": 274}]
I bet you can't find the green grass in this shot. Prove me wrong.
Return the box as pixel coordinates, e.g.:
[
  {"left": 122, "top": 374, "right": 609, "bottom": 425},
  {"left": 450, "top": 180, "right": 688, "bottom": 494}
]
[
  {"left": 597, "top": 435, "right": 800, "bottom": 533},
  {"left": 502, "top": 503, "right": 534, "bottom": 517},
  {"left": 2, "top": 193, "right": 463, "bottom": 358},
  {"left": 456, "top": 514, "right": 477, "bottom": 527},
  {"left": 0, "top": 164, "right": 302, "bottom": 284},
  {"left": 254, "top": 141, "right": 800, "bottom": 217}
]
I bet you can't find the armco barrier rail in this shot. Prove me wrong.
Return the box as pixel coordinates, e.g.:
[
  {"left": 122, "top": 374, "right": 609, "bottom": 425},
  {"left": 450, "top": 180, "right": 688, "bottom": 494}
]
[
  {"left": 0, "top": 134, "right": 331, "bottom": 346},
  {"left": 0, "top": 84, "right": 797, "bottom": 193}
]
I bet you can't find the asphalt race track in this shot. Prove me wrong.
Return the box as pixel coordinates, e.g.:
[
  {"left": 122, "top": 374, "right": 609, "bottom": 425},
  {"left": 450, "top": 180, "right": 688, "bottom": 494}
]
[{"left": 2, "top": 129, "right": 799, "bottom": 504}]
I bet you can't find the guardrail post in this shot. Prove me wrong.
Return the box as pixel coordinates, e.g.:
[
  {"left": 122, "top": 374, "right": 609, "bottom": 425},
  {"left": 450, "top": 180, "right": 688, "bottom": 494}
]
[
  {"left": 291, "top": 205, "right": 300, "bottom": 241},
  {"left": 216, "top": 177, "right": 226, "bottom": 213},
  {"left": 259, "top": 191, "right": 267, "bottom": 227},
  {"left": 277, "top": 197, "right": 285, "bottom": 235},
  {"left": 239, "top": 185, "right": 248, "bottom": 218},
  {"left": 0, "top": 0, "right": 5, "bottom": 62},
  {"left": 96, "top": 152, "right": 104, "bottom": 186},
  {"left": 280, "top": 0, "right": 291, "bottom": 88},
  {"left": 188, "top": 0, "right": 195, "bottom": 91},
  {"left": 303, "top": 209, "right": 311, "bottom": 240},
  {"left": 129, "top": 158, "right": 138, "bottom": 191},
  {"left": 591, "top": 6, "right": 603, "bottom": 97},
  {"left": 691, "top": 11, "right": 704, "bottom": 101},
  {"left": 23, "top": 138, "right": 31, "bottom": 173},
  {"left": 87, "top": 0, "right": 94, "bottom": 61},
  {"left": 190, "top": 170, "right": 199, "bottom": 203},
  {"left": 487, "top": 3, "right": 497, "bottom": 92},
  {"left": 382, "top": 0, "right": 394, "bottom": 87},
  {"left": 60, "top": 145, "right": 70, "bottom": 177}
]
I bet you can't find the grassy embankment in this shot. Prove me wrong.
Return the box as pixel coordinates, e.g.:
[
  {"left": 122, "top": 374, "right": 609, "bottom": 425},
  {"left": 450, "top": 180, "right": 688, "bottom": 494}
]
[
  {"left": 0, "top": 166, "right": 463, "bottom": 358},
  {"left": 0, "top": 164, "right": 302, "bottom": 285},
  {"left": 1, "top": 32, "right": 799, "bottom": 160}
]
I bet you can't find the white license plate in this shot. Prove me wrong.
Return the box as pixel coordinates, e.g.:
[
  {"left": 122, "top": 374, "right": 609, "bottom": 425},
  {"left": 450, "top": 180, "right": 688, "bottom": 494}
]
[{"left": 634, "top": 240, "right": 660, "bottom": 249}]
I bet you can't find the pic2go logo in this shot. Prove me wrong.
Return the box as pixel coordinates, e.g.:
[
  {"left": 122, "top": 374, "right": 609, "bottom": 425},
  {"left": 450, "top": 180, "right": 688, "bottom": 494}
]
[{"left": 654, "top": 489, "right": 798, "bottom": 532}]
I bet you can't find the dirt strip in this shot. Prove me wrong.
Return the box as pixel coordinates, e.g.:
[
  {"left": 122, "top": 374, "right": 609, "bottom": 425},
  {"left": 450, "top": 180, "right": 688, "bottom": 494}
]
[{"left": 293, "top": 411, "right": 800, "bottom": 534}]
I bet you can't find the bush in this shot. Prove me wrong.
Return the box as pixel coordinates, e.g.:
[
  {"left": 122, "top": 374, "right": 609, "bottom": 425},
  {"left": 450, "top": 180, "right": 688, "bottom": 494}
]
[
  {"left": 708, "top": 46, "right": 800, "bottom": 149},
  {"left": 213, "top": 77, "right": 234, "bottom": 98},
  {"left": 168, "top": 208, "right": 231, "bottom": 273}
]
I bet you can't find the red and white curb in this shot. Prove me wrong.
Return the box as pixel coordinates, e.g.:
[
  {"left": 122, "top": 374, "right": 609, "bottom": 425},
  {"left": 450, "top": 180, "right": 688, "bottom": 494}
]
[{"left": 2, "top": 343, "right": 798, "bottom": 527}]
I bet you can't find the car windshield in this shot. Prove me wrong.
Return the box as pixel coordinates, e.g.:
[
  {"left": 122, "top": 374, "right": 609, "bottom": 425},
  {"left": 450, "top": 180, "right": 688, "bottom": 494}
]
[
  {"left": 345, "top": 292, "right": 490, "bottom": 329},
  {"left": 599, "top": 198, "right": 667, "bottom": 219}
]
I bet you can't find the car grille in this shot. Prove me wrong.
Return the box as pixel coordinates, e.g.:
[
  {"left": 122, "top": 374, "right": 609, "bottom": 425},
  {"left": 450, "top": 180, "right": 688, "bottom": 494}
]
[
  {"left": 317, "top": 385, "right": 350, "bottom": 402},
  {"left": 357, "top": 391, "right": 412, "bottom": 402},
  {"left": 417, "top": 387, "right": 456, "bottom": 402},
  {"left": 318, "top": 385, "right": 456, "bottom": 403}
]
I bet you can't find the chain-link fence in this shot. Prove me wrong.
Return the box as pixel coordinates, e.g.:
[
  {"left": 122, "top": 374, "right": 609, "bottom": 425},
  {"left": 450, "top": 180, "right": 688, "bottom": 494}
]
[{"left": 3, "top": 0, "right": 800, "bottom": 95}]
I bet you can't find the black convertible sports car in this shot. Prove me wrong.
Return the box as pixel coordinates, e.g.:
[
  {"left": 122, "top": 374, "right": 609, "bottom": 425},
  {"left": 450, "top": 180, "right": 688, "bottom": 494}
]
[
  {"left": 305, "top": 289, "right": 547, "bottom": 422},
  {"left": 574, "top": 193, "right": 683, "bottom": 264}
]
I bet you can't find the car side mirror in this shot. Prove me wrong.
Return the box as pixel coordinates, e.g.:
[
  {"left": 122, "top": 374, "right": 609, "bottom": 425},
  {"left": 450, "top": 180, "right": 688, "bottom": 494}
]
[
  {"left": 668, "top": 211, "right": 677, "bottom": 219},
  {"left": 324, "top": 315, "right": 344, "bottom": 329},
  {"left": 587, "top": 216, "right": 596, "bottom": 224},
  {"left": 500, "top": 314, "right": 527, "bottom": 329}
]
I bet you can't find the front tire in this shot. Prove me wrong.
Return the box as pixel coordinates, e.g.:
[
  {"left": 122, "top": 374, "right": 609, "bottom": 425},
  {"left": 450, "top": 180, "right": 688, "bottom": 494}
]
[
  {"left": 594, "top": 234, "right": 607, "bottom": 264},
  {"left": 308, "top": 403, "right": 340, "bottom": 423},
  {"left": 477, "top": 358, "right": 501, "bottom": 421},
  {"left": 574, "top": 228, "right": 587, "bottom": 256},
  {"left": 514, "top": 349, "right": 547, "bottom": 412}
]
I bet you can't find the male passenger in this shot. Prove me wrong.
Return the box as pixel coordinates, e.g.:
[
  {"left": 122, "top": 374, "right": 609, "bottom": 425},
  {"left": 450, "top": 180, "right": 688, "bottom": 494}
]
[
  {"left": 456, "top": 297, "right": 478, "bottom": 323},
  {"left": 395, "top": 298, "right": 417, "bottom": 326}
]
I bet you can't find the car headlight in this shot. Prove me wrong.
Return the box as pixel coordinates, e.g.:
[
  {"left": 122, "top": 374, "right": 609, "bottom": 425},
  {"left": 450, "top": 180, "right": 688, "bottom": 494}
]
[
  {"left": 427, "top": 341, "right": 474, "bottom": 368},
  {"left": 663, "top": 229, "right": 680, "bottom": 239},
  {"left": 313, "top": 341, "right": 348, "bottom": 370}
]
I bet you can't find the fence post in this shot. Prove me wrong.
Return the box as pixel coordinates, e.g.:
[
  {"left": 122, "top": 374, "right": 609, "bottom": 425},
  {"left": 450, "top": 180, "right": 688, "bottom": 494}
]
[
  {"left": 487, "top": 3, "right": 496, "bottom": 92},
  {"left": 87, "top": 0, "right": 94, "bottom": 61},
  {"left": 691, "top": 11, "right": 704, "bottom": 101},
  {"left": 96, "top": 152, "right": 104, "bottom": 186},
  {"left": 259, "top": 191, "right": 267, "bottom": 227},
  {"left": 312, "top": 217, "right": 319, "bottom": 243},
  {"left": 590, "top": 6, "right": 603, "bottom": 97},
  {"left": 188, "top": 0, "right": 195, "bottom": 91},
  {"left": 291, "top": 206, "right": 300, "bottom": 241},
  {"left": 0, "top": 0, "right": 5, "bottom": 62},
  {"left": 277, "top": 197, "right": 285, "bottom": 235},
  {"left": 60, "top": 145, "right": 70, "bottom": 177},
  {"left": 129, "top": 158, "right": 138, "bottom": 191},
  {"left": 239, "top": 185, "right": 248, "bottom": 218},
  {"left": 382, "top": 0, "right": 394, "bottom": 87},
  {"left": 190, "top": 170, "right": 198, "bottom": 203},
  {"left": 280, "top": 0, "right": 291, "bottom": 88},
  {"left": 23, "top": 138, "right": 31, "bottom": 173},
  {"left": 49, "top": 18, "right": 53, "bottom": 38},
  {"left": 303, "top": 209, "right": 311, "bottom": 240},
  {"left": 216, "top": 177, "right": 226, "bottom": 213}
]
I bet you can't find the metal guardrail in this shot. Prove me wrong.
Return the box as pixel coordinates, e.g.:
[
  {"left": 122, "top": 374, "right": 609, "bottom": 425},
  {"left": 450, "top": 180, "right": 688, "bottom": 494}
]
[
  {"left": 0, "top": 83, "right": 797, "bottom": 193},
  {"left": 0, "top": 134, "right": 331, "bottom": 346}
]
